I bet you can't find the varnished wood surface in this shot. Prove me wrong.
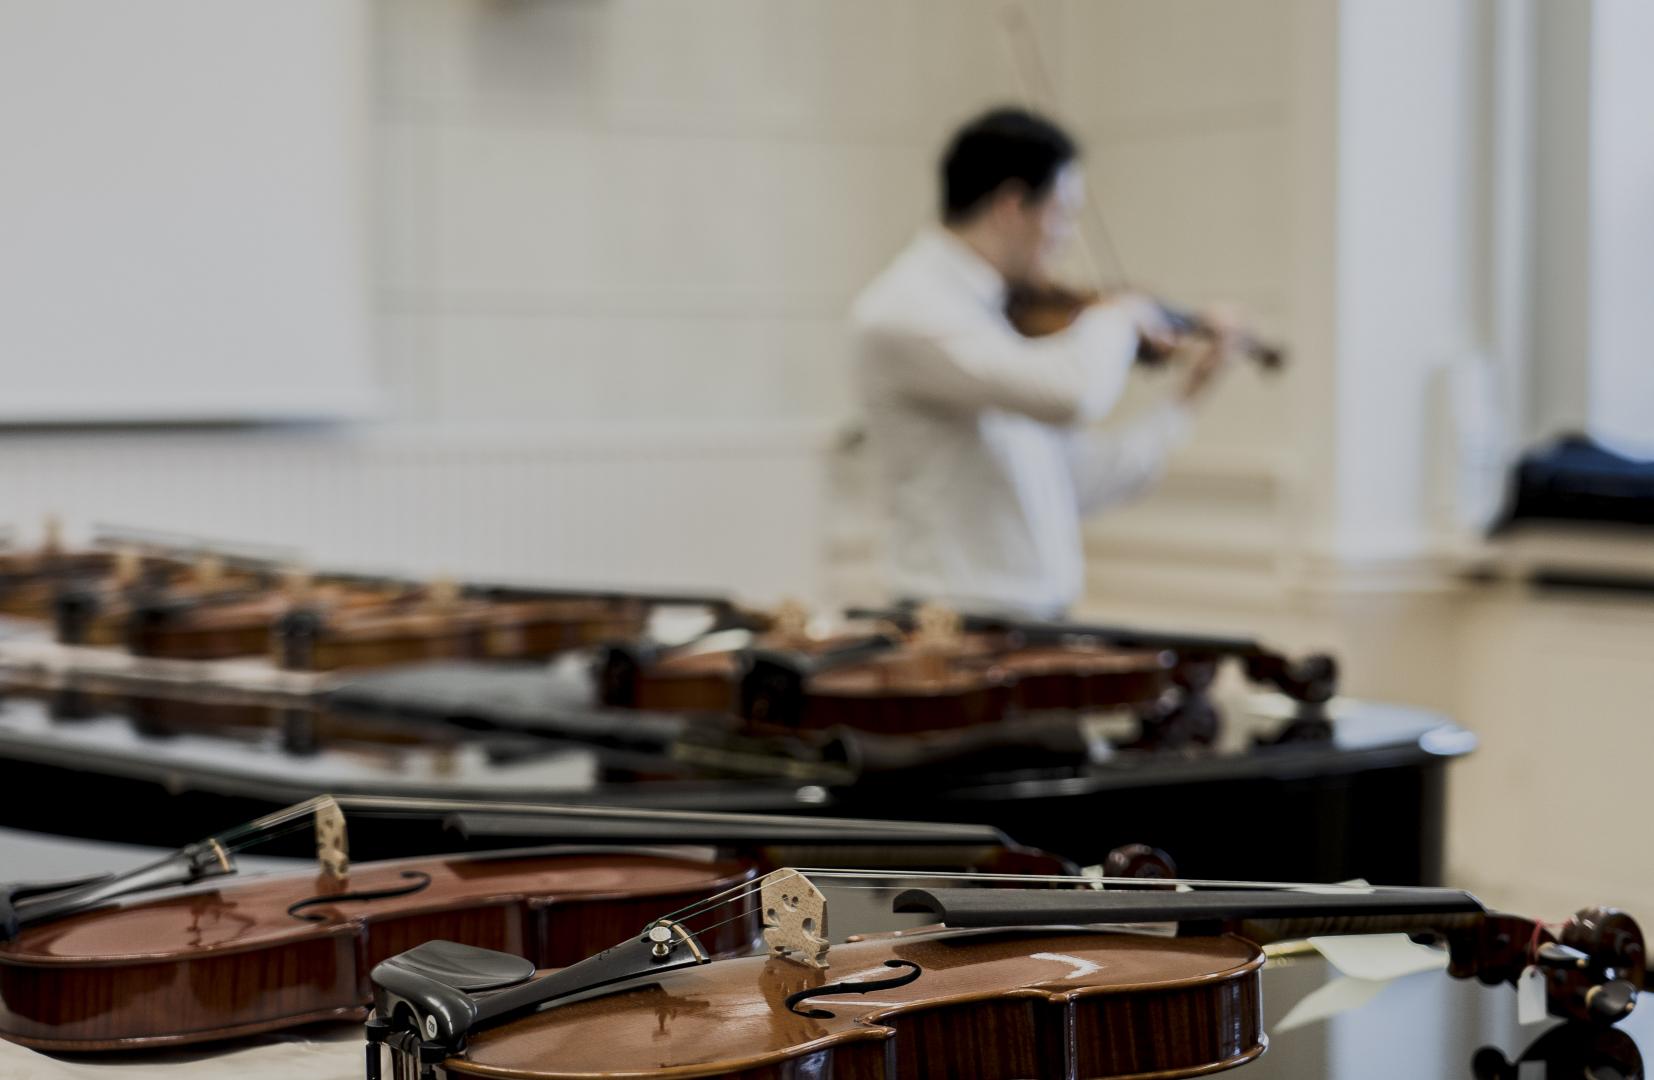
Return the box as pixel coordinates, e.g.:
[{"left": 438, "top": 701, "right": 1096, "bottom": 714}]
[
  {"left": 441, "top": 929, "right": 1264, "bottom": 1079},
  {"left": 284, "top": 598, "right": 650, "bottom": 671},
  {"left": 994, "top": 646, "right": 1174, "bottom": 712},
  {"left": 758, "top": 642, "right": 1174, "bottom": 735},
  {"left": 0, "top": 851, "right": 754, "bottom": 1051}
]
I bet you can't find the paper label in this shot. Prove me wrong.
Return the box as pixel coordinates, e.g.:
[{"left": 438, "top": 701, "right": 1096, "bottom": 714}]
[
  {"left": 1516, "top": 965, "right": 1548, "bottom": 1026},
  {"left": 1308, "top": 934, "right": 1447, "bottom": 982}
]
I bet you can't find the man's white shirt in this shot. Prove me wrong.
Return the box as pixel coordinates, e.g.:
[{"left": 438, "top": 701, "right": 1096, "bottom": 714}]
[{"left": 850, "top": 229, "right": 1192, "bottom": 618}]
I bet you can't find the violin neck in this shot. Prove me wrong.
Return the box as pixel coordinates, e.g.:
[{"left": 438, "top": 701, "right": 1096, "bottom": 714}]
[{"left": 892, "top": 887, "right": 1488, "bottom": 944}]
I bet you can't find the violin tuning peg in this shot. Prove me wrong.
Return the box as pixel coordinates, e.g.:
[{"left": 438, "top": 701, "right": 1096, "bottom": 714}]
[
  {"left": 1534, "top": 941, "right": 1588, "bottom": 970},
  {"left": 1587, "top": 979, "right": 1639, "bottom": 1025},
  {"left": 1102, "top": 844, "right": 1177, "bottom": 885}
]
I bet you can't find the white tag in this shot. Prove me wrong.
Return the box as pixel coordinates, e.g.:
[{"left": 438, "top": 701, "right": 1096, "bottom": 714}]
[
  {"left": 1308, "top": 934, "right": 1447, "bottom": 982},
  {"left": 1516, "top": 965, "right": 1548, "bottom": 1026}
]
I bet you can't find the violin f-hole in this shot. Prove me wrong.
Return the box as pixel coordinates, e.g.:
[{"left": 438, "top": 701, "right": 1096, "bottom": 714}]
[
  {"left": 286, "top": 871, "right": 433, "bottom": 922},
  {"left": 784, "top": 959, "right": 923, "bottom": 1018}
]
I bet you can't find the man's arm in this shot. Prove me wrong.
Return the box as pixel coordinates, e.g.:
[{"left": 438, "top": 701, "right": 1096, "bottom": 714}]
[
  {"left": 1068, "top": 316, "right": 1246, "bottom": 514},
  {"left": 863, "top": 300, "right": 1152, "bottom": 426},
  {"left": 1068, "top": 401, "right": 1193, "bottom": 514}
]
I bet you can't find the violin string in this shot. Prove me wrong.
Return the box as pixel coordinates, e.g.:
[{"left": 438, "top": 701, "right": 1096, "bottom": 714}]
[
  {"left": 997, "top": 0, "right": 1129, "bottom": 288},
  {"left": 787, "top": 869, "right": 1395, "bottom": 894},
  {"left": 655, "top": 869, "right": 804, "bottom": 926},
  {"left": 222, "top": 818, "right": 320, "bottom": 857},
  {"left": 678, "top": 903, "right": 773, "bottom": 943},
  {"left": 650, "top": 863, "right": 1442, "bottom": 940},
  {"left": 213, "top": 796, "right": 326, "bottom": 852}
]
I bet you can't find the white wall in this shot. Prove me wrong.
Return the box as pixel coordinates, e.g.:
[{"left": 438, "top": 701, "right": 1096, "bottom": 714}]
[
  {"left": 1584, "top": 0, "right": 1654, "bottom": 457},
  {"left": 0, "top": 1, "right": 376, "bottom": 421},
  {"left": 374, "top": 0, "right": 1030, "bottom": 429}
]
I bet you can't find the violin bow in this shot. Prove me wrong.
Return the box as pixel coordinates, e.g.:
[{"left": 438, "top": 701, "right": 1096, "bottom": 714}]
[
  {"left": 998, "top": 0, "right": 1128, "bottom": 292},
  {"left": 0, "top": 796, "right": 1031, "bottom": 940},
  {"left": 995, "top": 2, "right": 1285, "bottom": 367}
]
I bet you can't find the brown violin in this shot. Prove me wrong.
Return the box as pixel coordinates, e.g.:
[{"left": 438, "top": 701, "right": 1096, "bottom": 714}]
[
  {"left": 275, "top": 585, "right": 737, "bottom": 671},
  {"left": 1006, "top": 282, "right": 1285, "bottom": 370},
  {"left": 368, "top": 867, "right": 1649, "bottom": 1079},
  {"left": 733, "top": 605, "right": 1179, "bottom": 736},
  {"left": 847, "top": 607, "right": 1339, "bottom": 748},
  {"left": 0, "top": 797, "right": 1070, "bottom": 1052}
]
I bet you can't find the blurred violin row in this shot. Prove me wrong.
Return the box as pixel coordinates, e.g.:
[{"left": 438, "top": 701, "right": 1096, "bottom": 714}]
[
  {"left": 0, "top": 520, "right": 1338, "bottom": 754},
  {"left": 0, "top": 520, "right": 727, "bottom": 671}
]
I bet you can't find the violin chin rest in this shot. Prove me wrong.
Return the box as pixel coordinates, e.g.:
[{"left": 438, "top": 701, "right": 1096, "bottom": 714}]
[{"left": 375, "top": 940, "right": 536, "bottom": 993}]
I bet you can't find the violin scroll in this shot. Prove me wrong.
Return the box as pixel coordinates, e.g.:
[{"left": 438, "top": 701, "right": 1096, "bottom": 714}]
[
  {"left": 1440, "top": 907, "right": 1647, "bottom": 1026},
  {"left": 1243, "top": 650, "right": 1338, "bottom": 704},
  {"left": 1102, "top": 843, "right": 1178, "bottom": 885}
]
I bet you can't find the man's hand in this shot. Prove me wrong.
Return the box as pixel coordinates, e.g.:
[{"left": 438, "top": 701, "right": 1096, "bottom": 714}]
[
  {"left": 1177, "top": 303, "right": 1247, "bottom": 404},
  {"left": 1108, "top": 291, "right": 1177, "bottom": 356}
]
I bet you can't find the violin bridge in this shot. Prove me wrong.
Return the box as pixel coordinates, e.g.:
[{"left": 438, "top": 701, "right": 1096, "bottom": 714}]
[
  {"left": 761, "top": 869, "right": 830, "bottom": 970},
  {"left": 313, "top": 796, "right": 350, "bottom": 880}
]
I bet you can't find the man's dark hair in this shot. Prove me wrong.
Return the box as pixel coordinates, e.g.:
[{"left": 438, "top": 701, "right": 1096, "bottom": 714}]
[{"left": 940, "top": 107, "right": 1078, "bottom": 223}]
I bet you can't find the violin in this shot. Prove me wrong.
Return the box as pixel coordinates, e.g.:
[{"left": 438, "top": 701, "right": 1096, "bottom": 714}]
[
  {"left": 276, "top": 585, "right": 739, "bottom": 672},
  {"left": 367, "top": 866, "right": 1649, "bottom": 1079},
  {"left": 848, "top": 607, "right": 1339, "bottom": 748},
  {"left": 0, "top": 546, "right": 192, "bottom": 621},
  {"left": 120, "top": 573, "right": 416, "bottom": 660},
  {"left": 0, "top": 796, "right": 1072, "bottom": 1052},
  {"left": 740, "top": 607, "right": 1185, "bottom": 737},
  {"left": 275, "top": 597, "right": 650, "bottom": 671},
  {"left": 53, "top": 554, "right": 277, "bottom": 650},
  {"left": 1005, "top": 281, "right": 1286, "bottom": 370}
]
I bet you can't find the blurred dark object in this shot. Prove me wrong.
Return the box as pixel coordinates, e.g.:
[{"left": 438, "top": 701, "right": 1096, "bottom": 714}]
[
  {"left": 1497, "top": 434, "right": 1654, "bottom": 531},
  {"left": 0, "top": 674, "right": 1470, "bottom": 887},
  {"left": 1473, "top": 1023, "right": 1643, "bottom": 1079}
]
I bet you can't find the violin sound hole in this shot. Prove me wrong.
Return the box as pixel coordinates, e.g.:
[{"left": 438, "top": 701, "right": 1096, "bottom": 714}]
[{"left": 285, "top": 870, "right": 433, "bottom": 921}]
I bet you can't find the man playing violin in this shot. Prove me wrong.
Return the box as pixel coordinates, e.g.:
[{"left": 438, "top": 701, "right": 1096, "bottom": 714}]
[{"left": 851, "top": 107, "right": 1247, "bottom": 619}]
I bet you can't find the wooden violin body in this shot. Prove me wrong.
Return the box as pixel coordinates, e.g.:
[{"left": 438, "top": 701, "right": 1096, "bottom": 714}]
[
  {"left": 741, "top": 635, "right": 1176, "bottom": 736},
  {"left": 0, "top": 549, "right": 194, "bottom": 621},
  {"left": 1005, "top": 283, "right": 1285, "bottom": 370},
  {"left": 256, "top": 593, "right": 655, "bottom": 670},
  {"left": 372, "top": 872, "right": 1649, "bottom": 1080},
  {"left": 435, "top": 929, "right": 1266, "bottom": 1079},
  {"left": 0, "top": 849, "right": 756, "bottom": 1052},
  {"left": 0, "top": 795, "right": 1076, "bottom": 1053}
]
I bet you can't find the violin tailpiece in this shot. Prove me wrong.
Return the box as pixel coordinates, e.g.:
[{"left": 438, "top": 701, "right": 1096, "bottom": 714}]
[
  {"left": 761, "top": 870, "right": 829, "bottom": 970},
  {"left": 314, "top": 797, "right": 350, "bottom": 880}
]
